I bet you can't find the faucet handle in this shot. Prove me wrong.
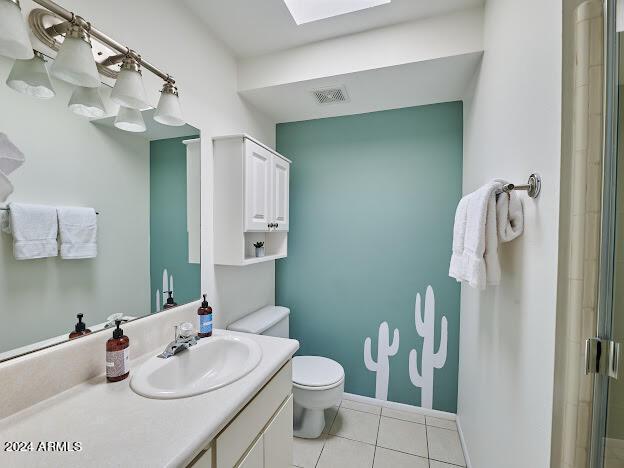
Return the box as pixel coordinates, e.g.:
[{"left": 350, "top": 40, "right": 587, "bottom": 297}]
[{"left": 178, "top": 322, "right": 195, "bottom": 338}]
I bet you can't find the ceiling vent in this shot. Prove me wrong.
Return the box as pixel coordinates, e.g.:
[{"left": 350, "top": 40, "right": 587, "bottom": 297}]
[{"left": 311, "top": 86, "right": 350, "bottom": 105}]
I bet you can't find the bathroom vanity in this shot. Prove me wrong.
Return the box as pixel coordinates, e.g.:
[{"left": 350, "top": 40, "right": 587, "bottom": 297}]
[{"left": 0, "top": 308, "right": 299, "bottom": 468}]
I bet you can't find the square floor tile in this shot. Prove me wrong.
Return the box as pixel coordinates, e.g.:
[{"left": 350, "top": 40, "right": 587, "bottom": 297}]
[
  {"left": 316, "top": 436, "right": 375, "bottom": 468},
  {"left": 426, "top": 416, "right": 457, "bottom": 431},
  {"left": 381, "top": 407, "right": 426, "bottom": 424},
  {"left": 329, "top": 408, "right": 380, "bottom": 444},
  {"left": 428, "top": 426, "right": 466, "bottom": 466},
  {"left": 376, "top": 416, "right": 428, "bottom": 458},
  {"left": 323, "top": 406, "right": 339, "bottom": 434},
  {"left": 372, "top": 447, "right": 429, "bottom": 468},
  {"left": 341, "top": 399, "right": 382, "bottom": 415},
  {"left": 293, "top": 434, "right": 326, "bottom": 468}
]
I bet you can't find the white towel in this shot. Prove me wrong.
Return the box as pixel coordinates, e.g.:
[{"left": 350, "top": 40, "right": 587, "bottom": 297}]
[
  {"left": 9, "top": 203, "right": 58, "bottom": 260},
  {"left": 0, "top": 133, "right": 25, "bottom": 176},
  {"left": 496, "top": 191, "right": 524, "bottom": 242},
  {"left": 0, "top": 170, "right": 13, "bottom": 203},
  {"left": 57, "top": 207, "right": 97, "bottom": 259},
  {"left": 449, "top": 180, "right": 503, "bottom": 289}
]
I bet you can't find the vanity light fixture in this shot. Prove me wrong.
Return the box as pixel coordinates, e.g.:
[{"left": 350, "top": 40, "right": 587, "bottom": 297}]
[
  {"left": 0, "top": 0, "right": 34, "bottom": 60},
  {"left": 154, "top": 79, "right": 184, "bottom": 127},
  {"left": 110, "top": 55, "right": 149, "bottom": 110},
  {"left": 50, "top": 18, "right": 101, "bottom": 88},
  {"left": 68, "top": 86, "right": 106, "bottom": 118},
  {"left": 114, "top": 106, "right": 146, "bottom": 133},
  {"left": 6, "top": 50, "right": 55, "bottom": 99}
]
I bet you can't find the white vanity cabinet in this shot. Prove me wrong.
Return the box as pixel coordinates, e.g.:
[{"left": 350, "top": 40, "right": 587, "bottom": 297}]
[
  {"left": 214, "top": 135, "right": 291, "bottom": 265},
  {"left": 187, "top": 362, "right": 293, "bottom": 468}
]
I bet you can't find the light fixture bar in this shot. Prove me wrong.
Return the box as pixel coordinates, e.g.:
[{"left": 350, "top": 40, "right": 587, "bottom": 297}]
[{"left": 31, "top": 0, "right": 174, "bottom": 83}]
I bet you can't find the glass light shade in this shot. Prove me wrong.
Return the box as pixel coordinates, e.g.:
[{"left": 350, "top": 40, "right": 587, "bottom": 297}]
[
  {"left": 0, "top": 0, "right": 33, "bottom": 60},
  {"left": 111, "top": 68, "right": 149, "bottom": 110},
  {"left": 50, "top": 36, "right": 100, "bottom": 88},
  {"left": 6, "top": 53, "right": 55, "bottom": 99},
  {"left": 154, "top": 91, "right": 184, "bottom": 126},
  {"left": 114, "top": 106, "right": 145, "bottom": 133},
  {"left": 68, "top": 86, "right": 106, "bottom": 118}
]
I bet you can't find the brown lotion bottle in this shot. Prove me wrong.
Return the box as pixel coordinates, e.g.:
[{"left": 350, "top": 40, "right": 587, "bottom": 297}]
[
  {"left": 69, "top": 313, "right": 92, "bottom": 340},
  {"left": 163, "top": 290, "right": 178, "bottom": 309},
  {"left": 106, "top": 320, "right": 129, "bottom": 382},
  {"left": 197, "top": 294, "right": 213, "bottom": 338}
]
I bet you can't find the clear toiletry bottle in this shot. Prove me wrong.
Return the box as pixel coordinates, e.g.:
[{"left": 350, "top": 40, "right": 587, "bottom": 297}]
[
  {"left": 69, "top": 313, "right": 92, "bottom": 340},
  {"left": 106, "top": 320, "right": 129, "bottom": 382},
  {"left": 197, "top": 294, "right": 213, "bottom": 338}
]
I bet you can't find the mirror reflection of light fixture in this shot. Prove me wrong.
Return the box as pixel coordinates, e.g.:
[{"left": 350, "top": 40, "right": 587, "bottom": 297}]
[
  {"left": 6, "top": 50, "right": 55, "bottom": 99},
  {"left": 114, "top": 106, "right": 146, "bottom": 133},
  {"left": 50, "top": 21, "right": 101, "bottom": 88},
  {"left": 154, "top": 80, "right": 184, "bottom": 127},
  {"left": 68, "top": 86, "right": 106, "bottom": 118},
  {"left": 0, "top": 0, "right": 33, "bottom": 60},
  {"left": 111, "top": 56, "right": 149, "bottom": 110}
]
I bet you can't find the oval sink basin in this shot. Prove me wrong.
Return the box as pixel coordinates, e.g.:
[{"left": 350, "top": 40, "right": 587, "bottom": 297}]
[{"left": 130, "top": 335, "right": 262, "bottom": 399}]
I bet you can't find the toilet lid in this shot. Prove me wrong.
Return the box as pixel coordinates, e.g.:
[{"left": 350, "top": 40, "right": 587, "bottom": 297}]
[{"left": 292, "top": 356, "right": 344, "bottom": 387}]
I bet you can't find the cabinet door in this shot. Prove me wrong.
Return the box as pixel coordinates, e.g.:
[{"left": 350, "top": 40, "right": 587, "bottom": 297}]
[
  {"left": 245, "top": 141, "right": 272, "bottom": 232},
  {"left": 264, "top": 395, "right": 293, "bottom": 468},
  {"left": 271, "top": 156, "right": 290, "bottom": 232},
  {"left": 237, "top": 435, "right": 263, "bottom": 468}
]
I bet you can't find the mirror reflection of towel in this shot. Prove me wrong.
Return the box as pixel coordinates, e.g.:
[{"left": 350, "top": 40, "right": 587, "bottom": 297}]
[{"left": 0, "top": 133, "right": 25, "bottom": 203}]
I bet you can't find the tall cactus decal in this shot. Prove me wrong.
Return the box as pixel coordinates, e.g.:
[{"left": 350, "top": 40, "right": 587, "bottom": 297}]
[
  {"left": 364, "top": 322, "right": 400, "bottom": 401},
  {"left": 408, "top": 286, "right": 448, "bottom": 409}
]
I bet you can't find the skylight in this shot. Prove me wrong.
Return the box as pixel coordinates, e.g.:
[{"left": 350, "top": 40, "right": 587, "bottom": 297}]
[{"left": 283, "top": 0, "right": 391, "bottom": 25}]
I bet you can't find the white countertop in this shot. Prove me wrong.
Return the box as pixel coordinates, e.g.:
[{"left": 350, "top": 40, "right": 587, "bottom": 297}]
[{"left": 0, "top": 330, "right": 299, "bottom": 468}]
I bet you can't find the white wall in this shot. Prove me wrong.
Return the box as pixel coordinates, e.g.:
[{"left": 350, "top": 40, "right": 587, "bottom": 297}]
[
  {"left": 20, "top": 0, "right": 277, "bottom": 330},
  {"left": 458, "top": 0, "right": 562, "bottom": 467}
]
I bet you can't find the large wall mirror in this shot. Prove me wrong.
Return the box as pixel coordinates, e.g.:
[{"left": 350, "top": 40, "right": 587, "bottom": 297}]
[{"left": 0, "top": 51, "right": 201, "bottom": 362}]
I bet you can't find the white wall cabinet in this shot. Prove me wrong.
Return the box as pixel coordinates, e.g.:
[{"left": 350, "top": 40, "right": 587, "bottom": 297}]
[{"left": 214, "top": 135, "right": 291, "bottom": 265}]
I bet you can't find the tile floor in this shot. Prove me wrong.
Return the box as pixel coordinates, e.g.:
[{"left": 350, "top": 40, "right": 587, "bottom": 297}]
[{"left": 293, "top": 397, "right": 466, "bottom": 468}]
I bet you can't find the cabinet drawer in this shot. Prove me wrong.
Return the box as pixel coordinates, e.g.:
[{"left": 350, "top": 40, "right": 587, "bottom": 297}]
[
  {"left": 236, "top": 435, "right": 263, "bottom": 468},
  {"left": 216, "top": 361, "right": 292, "bottom": 468},
  {"left": 264, "top": 394, "right": 293, "bottom": 468}
]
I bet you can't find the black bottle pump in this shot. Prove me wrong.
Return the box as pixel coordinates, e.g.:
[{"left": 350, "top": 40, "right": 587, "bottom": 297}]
[
  {"left": 164, "top": 290, "right": 177, "bottom": 309},
  {"left": 113, "top": 320, "right": 124, "bottom": 339},
  {"left": 69, "top": 313, "right": 91, "bottom": 339}
]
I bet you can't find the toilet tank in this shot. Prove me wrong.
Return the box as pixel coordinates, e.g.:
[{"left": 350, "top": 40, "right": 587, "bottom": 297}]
[{"left": 227, "top": 305, "right": 290, "bottom": 338}]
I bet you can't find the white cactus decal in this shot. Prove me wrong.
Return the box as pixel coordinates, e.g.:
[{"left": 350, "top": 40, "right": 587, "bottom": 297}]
[
  {"left": 364, "top": 322, "right": 400, "bottom": 401},
  {"left": 408, "top": 286, "right": 448, "bottom": 409},
  {"left": 155, "top": 268, "right": 175, "bottom": 313}
]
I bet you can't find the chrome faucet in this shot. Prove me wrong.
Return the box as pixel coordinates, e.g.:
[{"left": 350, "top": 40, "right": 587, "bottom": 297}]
[{"left": 157, "top": 322, "right": 197, "bottom": 359}]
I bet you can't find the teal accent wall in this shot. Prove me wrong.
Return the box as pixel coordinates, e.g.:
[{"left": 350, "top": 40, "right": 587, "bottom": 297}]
[
  {"left": 150, "top": 136, "right": 200, "bottom": 312},
  {"left": 276, "top": 103, "right": 462, "bottom": 412}
]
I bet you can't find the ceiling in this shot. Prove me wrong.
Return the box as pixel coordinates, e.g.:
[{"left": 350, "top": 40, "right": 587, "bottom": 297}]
[{"left": 182, "top": 0, "right": 484, "bottom": 58}]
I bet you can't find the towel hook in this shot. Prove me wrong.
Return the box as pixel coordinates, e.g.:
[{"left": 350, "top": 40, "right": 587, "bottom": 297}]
[{"left": 501, "top": 173, "right": 541, "bottom": 199}]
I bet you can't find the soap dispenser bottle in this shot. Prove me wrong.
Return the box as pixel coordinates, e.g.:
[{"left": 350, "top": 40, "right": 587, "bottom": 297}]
[
  {"left": 163, "top": 290, "right": 178, "bottom": 310},
  {"left": 106, "top": 320, "right": 129, "bottom": 382},
  {"left": 197, "top": 294, "right": 213, "bottom": 338},
  {"left": 69, "top": 313, "right": 92, "bottom": 340}
]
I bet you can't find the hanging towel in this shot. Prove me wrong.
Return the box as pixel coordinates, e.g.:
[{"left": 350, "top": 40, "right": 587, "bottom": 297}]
[
  {"left": 57, "top": 207, "right": 97, "bottom": 259},
  {"left": 9, "top": 203, "right": 58, "bottom": 260},
  {"left": 449, "top": 180, "right": 503, "bottom": 289},
  {"left": 0, "top": 170, "right": 13, "bottom": 203},
  {"left": 496, "top": 190, "right": 524, "bottom": 242},
  {"left": 0, "top": 133, "right": 25, "bottom": 176}
]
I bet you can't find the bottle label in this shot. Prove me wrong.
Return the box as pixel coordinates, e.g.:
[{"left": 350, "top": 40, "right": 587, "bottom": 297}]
[
  {"left": 200, "top": 314, "right": 213, "bottom": 334},
  {"left": 106, "top": 348, "right": 129, "bottom": 378}
]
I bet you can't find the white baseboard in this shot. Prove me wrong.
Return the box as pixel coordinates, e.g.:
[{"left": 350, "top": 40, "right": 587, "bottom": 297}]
[
  {"left": 456, "top": 416, "right": 473, "bottom": 468},
  {"left": 342, "top": 392, "right": 457, "bottom": 420}
]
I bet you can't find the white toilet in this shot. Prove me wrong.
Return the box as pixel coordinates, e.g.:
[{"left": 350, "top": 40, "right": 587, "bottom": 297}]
[{"left": 228, "top": 305, "right": 344, "bottom": 439}]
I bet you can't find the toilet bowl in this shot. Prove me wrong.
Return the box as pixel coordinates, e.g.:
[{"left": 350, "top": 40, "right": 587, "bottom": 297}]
[
  {"left": 292, "top": 356, "right": 344, "bottom": 438},
  {"left": 227, "top": 305, "right": 344, "bottom": 439}
]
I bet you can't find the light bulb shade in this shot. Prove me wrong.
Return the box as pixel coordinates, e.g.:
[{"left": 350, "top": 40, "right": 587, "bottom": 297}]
[
  {"left": 0, "top": 0, "right": 33, "bottom": 60},
  {"left": 154, "top": 91, "right": 184, "bottom": 126},
  {"left": 111, "top": 68, "right": 149, "bottom": 110},
  {"left": 50, "top": 36, "right": 100, "bottom": 88},
  {"left": 114, "top": 106, "right": 146, "bottom": 133},
  {"left": 68, "top": 86, "right": 106, "bottom": 118},
  {"left": 6, "top": 53, "right": 55, "bottom": 99}
]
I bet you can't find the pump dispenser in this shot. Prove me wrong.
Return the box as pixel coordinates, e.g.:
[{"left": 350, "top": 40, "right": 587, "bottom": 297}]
[
  {"left": 197, "top": 294, "right": 213, "bottom": 338},
  {"left": 69, "top": 313, "right": 91, "bottom": 340},
  {"left": 163, "top": 290, "right": 177, "bottom": 309},
  {"left": 106, "top": 320, "right": 129, "bottom": 382}
]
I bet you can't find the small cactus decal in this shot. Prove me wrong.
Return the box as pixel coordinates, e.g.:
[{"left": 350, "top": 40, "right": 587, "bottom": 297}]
[
  {"left": 364, "top": 322, "right": 400, "bottom": 401},
  {"left": 155, "top": 268, "right": 175, "bottom": 313},
  {"left": 408, "top": 286, "right": 448, "bottom": 409}
]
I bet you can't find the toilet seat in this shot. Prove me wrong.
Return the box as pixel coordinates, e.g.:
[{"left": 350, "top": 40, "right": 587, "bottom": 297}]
[{"left": 292, "top": 356, "right": 344, "bottom": 389}]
